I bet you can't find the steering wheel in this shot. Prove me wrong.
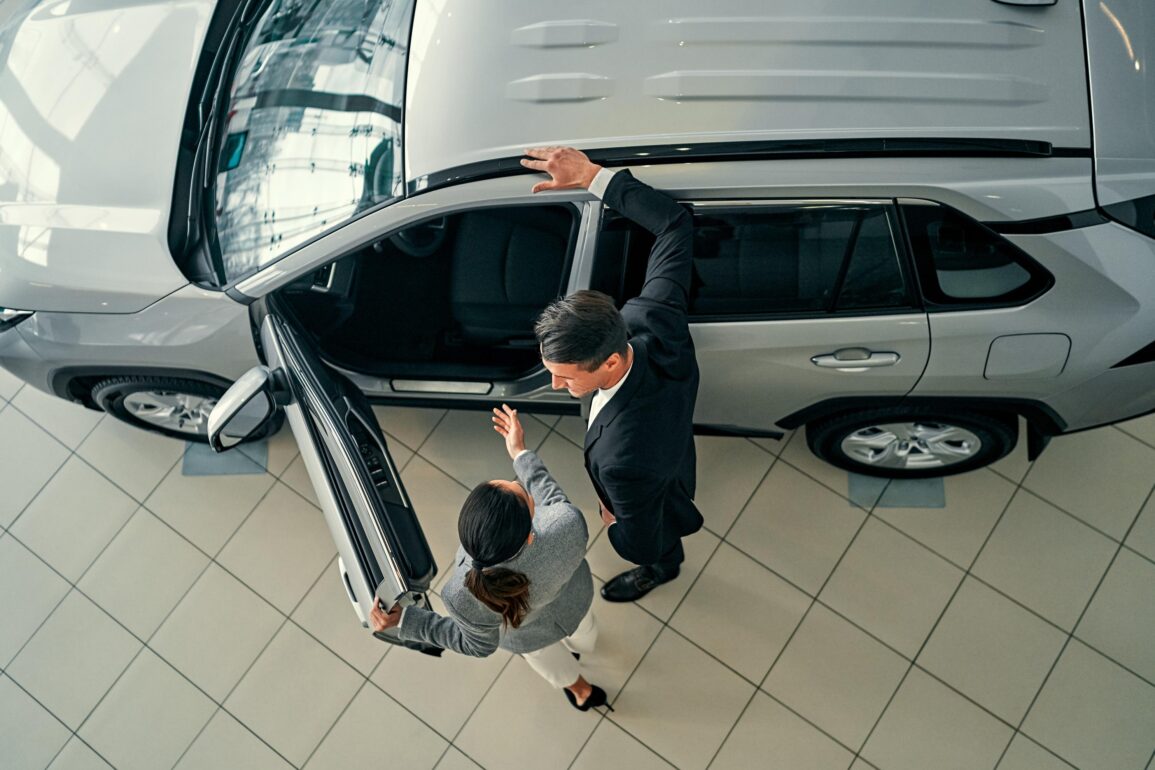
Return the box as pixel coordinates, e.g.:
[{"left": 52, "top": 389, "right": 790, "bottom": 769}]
[{"left": 388, "top": 217, "right": 449, "bottom": 258}]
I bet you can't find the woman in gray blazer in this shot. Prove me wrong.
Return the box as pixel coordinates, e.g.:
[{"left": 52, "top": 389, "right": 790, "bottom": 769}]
[{"left": 370, "top": 405, "right": 609, "bottom": 711}]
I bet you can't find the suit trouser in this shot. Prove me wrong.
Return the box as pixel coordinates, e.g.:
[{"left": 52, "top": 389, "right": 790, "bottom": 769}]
[{"left": 520, "top": 607, "right": 598, "bottom": 688}]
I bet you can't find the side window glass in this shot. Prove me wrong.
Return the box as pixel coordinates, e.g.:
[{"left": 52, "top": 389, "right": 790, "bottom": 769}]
[
  {"left": 901, "top": 202, "right": 1051, "bottom": 306},
  {"left": 687, "top": 203, "right": 909, "bottom": 317}
]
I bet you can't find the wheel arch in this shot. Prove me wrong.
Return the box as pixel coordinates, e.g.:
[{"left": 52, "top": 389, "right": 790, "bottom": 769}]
[
  {"left": 52, "top": 367, "right": 237, "bottom": 410},
  {"left": 778, "top": 395, "right": 1068, "bottom": 461}
]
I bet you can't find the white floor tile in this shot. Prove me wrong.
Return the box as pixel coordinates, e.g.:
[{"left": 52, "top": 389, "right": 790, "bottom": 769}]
[
  {"left": 861, "top": 668, "right": 1012, "bottom": 770},
  {"left": 455, "top": 656, "right": 600, "bottom": 770},
  {"left": 750, "top": 432, "right": 792, "bottom": 457},
  {"left": 150, "top": 564, "right": 282, "bottom": 701},
  {"left": 0, "top": 535, "right": 70, "bottom": 667},
  {"left": 780, "top": 428, "right": 874, "bottom": 507},
  {"left": 763, "top": 603, "right": 907, "bottom": 751},
  {"left": 370, "top": 592, "right": 511, "bottom": 738},
  {"left": 1022, "top": 640, "right": 1155, "bottom": 770},
  {"left": 225, "top": 624, "right": 362, "bottom": 766},
  {"left": 973, "top": 491, "right": 1117, "bottom": 631},
  {"left": 586, "top": 526, "right": 719, "bottom": 622},
  {"left": 712, "top": 691, "right": 854, "bottom": 770},
  {"left": 418, "top": 409, "right": 548, "bottom": 488},
  {"left": 1125, "top": 494, "right": 1155, "bottom": 563},
  {"left": 820, "top": 518, "right": 963, "bottom": 658},
  {"left": 79, "top": 650, "right": 216, "bottom": 770},
  {"left": 1076, "top": 549, "right": 1155, "bottom": 683},
  {"left": 694, "top": 436, "right": 775, "bottom": 537},
  {"left": 0, "top": 365, "right": 24, "bottom": 401},
  {"left": 578, "top": 586, "right": 664, "bottom": 700},
  {"left": 873, "top": 469, "right": 1015, "bottom": 567},
  {"left": 8, "top": 591, "right": 140, "bottom": 729},
  {"left": 291, "top": 557, "right": 387, "bottom": 676},
  {"left": 76, "top": 417, "right": 183, "bottom": 502},
  {"left": 551, "top": 414, "right": 585, "bottom": 448},
  {"left": 399, "top": 457, "right": 470, "bottom": 592},
  {"left": 609, "top": 629, "right": 755, "bottom": 770},
  {"left": 999, "top": 734, "right": 1078, "bottom": 770},
  {"left": 0, "top": 407, "right": 70, "bottom": 528},
  {"left": 216, "top": 481, "right": 334, "bottom": 613},
  {"left": 275, "top": 454, "right": 319, "bottom": 507},
  {"left": 78, "top": 510, "right": 208, "bottom": 639},
  {"left": 145, "top": 462, "right": 275, "bottom": 555},
  {"left": 12, "top": 388, "right": 103, "bottom": 449},
  {"left": 47, "top": 737, "right": 115, "bottom": 770},
  {"left": 670, "top": 542, "right": 810, "bottom": 682},
  {"left": 305, "top": 684, "right": 447, "bottom": 770},
  {"left": 572, "top": 720, "right": 675, "bottom": 770},
  {"left": 434, "top": 748, "right": 483, "bottom": 770},
  {"left": 1117, "top": 413, "right": 1155, "bottom": 448},
  {"left": 0, "top": 674, "right": 71, "bottom": 770},
  {"left": 242, "top": 423, "right": 299, "bottom": 477},
  {"left": 11, "top": 457, "right": 138, "bottom": 582},
  {"left": 175, "top": 711, "right": 293, "bottom": 770},
  {"left": 371, "top": 405, "right": 446, "bottom": 451},
  {"left": 728, "top": 462, "right": 866, "bottom": 595},
  {"left": 1023, "top": 428, "right": 1155, "bottom": 540},
  {"left": 918, "top": 577, "right": 1065, "bottom": 725}
]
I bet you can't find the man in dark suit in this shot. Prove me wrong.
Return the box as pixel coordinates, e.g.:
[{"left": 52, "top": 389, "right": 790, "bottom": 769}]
[{"left": 522, "top": 146, "right": 703, "bottom": 602}]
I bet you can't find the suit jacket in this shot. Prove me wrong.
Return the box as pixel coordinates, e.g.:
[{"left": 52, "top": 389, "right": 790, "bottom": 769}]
[
  {"left": 586, "top": 170, "right": 704, "bottom": 567},
  {"left": 395, "top": 451, "right": 593, "bottom": 656}
]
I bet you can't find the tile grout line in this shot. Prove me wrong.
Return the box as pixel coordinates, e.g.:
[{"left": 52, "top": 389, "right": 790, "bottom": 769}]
[
  {"left": 694, "top": 444, "right": 801, "bottom": 770},
  {"left": 993, "top": 480, "right": 1155, "bottom": 770},
  {"left": 1, "top": 672, "right": 122, "bottom": 770},
  {"left": 850, "top": 475, "right": 1027, "bottom": 765}
]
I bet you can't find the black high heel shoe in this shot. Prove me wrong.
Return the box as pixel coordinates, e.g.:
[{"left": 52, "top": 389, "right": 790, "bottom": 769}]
[{"left": 565, "top": 685, "right": 614, "bottom": 712}]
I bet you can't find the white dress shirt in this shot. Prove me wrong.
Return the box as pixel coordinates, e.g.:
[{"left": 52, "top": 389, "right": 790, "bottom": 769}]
[{"left": 588, "top": 351, "right": 632, "bottom": 430}]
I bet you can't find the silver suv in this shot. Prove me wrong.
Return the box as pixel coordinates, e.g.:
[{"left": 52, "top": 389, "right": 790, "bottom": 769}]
[{"left": 1, "top": 0, "right": 1153, "bottom": 561}]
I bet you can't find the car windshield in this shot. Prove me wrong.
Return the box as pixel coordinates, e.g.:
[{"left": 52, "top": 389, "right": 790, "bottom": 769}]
[{"left": 213, "top": 0, "right": 413, "bottom": 283}]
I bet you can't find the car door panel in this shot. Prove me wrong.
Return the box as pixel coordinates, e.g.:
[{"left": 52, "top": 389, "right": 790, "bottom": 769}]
[
  {"left": 258, "top": 306, "right": 435, "bottom": 625},
  {"left": 692, "top": 314, "right": 930, "bottom": 431}
]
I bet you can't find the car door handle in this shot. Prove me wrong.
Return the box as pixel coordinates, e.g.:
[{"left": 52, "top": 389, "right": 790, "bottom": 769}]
[{"left": 811, "top": 349, "right": 900, "bottom": 369}]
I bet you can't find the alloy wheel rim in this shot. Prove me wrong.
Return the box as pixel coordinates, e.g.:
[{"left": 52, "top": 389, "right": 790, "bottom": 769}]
[
  {"left": 123, "top": 390, "right": 218, "bottom": 436},
  {"left": 839, "top": 421, "right": 982, "bottom": 470}
]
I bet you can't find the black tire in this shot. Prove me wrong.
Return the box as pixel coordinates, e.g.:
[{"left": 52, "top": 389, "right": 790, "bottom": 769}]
[
  {"left": 805, "top": 406, "right": 1016, "bottom": 479},
  {"left": 91, "top": 376, "right": 282, "bottom": 444}
]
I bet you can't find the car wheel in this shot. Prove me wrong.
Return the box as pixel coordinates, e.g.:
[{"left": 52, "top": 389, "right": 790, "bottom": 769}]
[
  {"left": 805, "top": 407, "right": 1016, "bottom": 479},
  {"left": 91, "top": 376, "right": 280, "bottom": 444}
]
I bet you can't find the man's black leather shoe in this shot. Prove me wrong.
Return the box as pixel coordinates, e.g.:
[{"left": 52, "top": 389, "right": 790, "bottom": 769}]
[{"left": 600, "top": 565, "right": 679, "bottom": 603}]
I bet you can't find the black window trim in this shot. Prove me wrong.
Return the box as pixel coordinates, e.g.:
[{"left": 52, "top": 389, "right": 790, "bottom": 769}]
[
  {"left": 897, "top": 198, "right": 1055, "bottom": 311},
  {"left": 680, "top": 198, "right": 922, "bottom": 324}
]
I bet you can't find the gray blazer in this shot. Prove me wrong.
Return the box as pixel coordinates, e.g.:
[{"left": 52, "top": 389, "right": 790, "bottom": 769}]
[{"left": 395, "top": 450, "right": 593, "bottom": 656}]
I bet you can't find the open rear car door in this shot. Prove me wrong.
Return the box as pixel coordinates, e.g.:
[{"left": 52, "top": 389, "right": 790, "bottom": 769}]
[{"left": 208, "top": 301, "right": 440, "bottom": 655}]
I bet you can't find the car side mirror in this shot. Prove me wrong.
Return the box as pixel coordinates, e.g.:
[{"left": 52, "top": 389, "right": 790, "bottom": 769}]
[{"left": 208, "top": 366, "right": 280, "bottom": 452}]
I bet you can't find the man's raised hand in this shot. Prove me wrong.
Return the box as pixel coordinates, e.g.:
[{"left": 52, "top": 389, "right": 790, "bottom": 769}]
[{"left": 521, "top": 146, "right": 602, "bottom": 194}]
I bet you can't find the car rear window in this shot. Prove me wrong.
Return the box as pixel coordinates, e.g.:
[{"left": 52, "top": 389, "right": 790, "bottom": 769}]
[{"left": 901, "top": 202, "right": 1052, "bottom": 307}]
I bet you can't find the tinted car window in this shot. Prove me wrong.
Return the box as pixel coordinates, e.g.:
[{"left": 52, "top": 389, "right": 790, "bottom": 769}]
[
  {"left": 689, "top": 203, "right": 909, "bottom": 317},
  {"left": 213, "top": 0, "right": 414, "bottom": 283},
  {"left": 901, "top": 202, "right": 1050, "bottom": 306}
]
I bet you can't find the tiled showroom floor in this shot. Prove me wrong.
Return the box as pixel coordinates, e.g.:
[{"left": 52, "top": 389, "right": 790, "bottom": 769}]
[{"left": 2, "top": 364, "right": 1154, "bottom": 770}]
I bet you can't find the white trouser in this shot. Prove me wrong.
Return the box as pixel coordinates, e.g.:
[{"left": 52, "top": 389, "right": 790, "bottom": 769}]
[{"left": 520, "top": 608, "right": 598, "bottom": 689}]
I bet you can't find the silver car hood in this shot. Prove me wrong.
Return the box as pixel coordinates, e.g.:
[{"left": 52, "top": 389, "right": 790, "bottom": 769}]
[
  {"left": 404, "top": 0, "right": 1091, "bottom": 182},
  {"left": 0, "top": 0, "right": 214, "bottom": 314}
]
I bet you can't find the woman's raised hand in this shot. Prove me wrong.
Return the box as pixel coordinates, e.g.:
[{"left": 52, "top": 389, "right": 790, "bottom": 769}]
[{"left": 492, "top": 403, "right": 526, "bottom": 460}]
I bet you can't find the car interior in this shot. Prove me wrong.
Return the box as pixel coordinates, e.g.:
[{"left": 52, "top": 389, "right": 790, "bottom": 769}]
[{"left": 280, "top": 204, "right": 580, "bottom": 380}]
